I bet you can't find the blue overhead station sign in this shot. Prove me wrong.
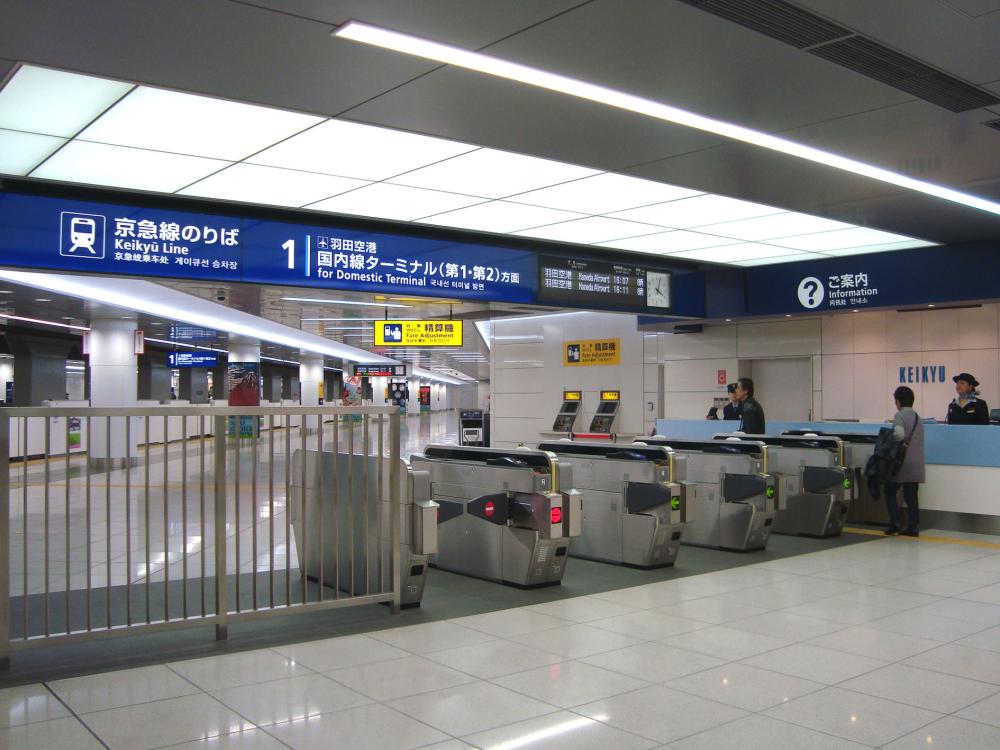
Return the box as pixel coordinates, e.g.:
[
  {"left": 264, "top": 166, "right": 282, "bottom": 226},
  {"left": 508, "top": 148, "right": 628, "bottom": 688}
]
[{"left": 167, "top": 351, "right": 219, "bottom": 368}]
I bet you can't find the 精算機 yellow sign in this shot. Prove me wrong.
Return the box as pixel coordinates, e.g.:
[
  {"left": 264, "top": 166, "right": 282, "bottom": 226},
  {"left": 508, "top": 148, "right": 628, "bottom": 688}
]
[
  {"left": 564, "top": 338, "right": 620, "bottom": 366},
  {"left": 375, "top": 320, "right": 463, "bottom": 347}
]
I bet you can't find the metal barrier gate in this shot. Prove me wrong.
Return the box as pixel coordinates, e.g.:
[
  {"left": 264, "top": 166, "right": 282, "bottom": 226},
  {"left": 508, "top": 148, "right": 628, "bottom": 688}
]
[{"left": 0, "top": 405, "right": 402, "bottom": 669}]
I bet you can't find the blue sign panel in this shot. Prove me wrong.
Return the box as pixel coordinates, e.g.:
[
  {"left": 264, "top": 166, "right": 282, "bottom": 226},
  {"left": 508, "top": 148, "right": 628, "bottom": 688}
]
[
  {"left": 170, "top": 324, "right": 217, "bottom": 342},
  {"left": 168, "top": 351, "right": 219, "bottom": 368}
]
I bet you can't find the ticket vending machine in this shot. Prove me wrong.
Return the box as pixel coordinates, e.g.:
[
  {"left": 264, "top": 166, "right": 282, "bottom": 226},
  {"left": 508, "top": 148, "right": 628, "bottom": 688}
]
[
  {"left": 552, "top": 390, "right": 583, "bottom": 433},
  {"left": 588, "top": 390, "right": 621, "bottom": 434},
  {"left": 460, "top": 409, "right": 488, "bottom": 447}
]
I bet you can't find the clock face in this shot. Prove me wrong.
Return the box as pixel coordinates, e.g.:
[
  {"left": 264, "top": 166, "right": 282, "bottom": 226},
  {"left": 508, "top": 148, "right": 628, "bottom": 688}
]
[{"left": 646, "top": 271, "right": 670, "bottom": 308}]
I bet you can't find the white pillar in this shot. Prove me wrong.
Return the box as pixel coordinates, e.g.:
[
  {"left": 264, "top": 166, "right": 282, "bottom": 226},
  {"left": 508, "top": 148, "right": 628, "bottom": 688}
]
[
  {"left": 89, "top": 317, "right": 138, "bottom": 467},
  {"left": 299, "top": 352, "right": 324, "bottom": 430}
]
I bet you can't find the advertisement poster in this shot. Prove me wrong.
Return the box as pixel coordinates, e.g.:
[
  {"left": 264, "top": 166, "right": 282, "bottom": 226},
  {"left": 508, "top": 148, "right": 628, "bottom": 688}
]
[
  {"left": 227, "top": 361, "right": 260, "bottom": 437},
  {"left": 389, "top": 381, "right": 408, "bottom": 414},
  {"left": 341, "top": 374, "right": 363, "bottom": 422},
  {"left": 68, "top": 417, "right": 82, "bottom": 451},
  {"left": 419, "top": 385, "right": 431, "bottom": 413}
]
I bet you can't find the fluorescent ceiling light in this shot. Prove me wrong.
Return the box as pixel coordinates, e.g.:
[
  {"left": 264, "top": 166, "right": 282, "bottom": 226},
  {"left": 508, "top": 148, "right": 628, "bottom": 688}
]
[
  {"left": 692, "top": 212, "right": 854, "bottom": 241},
  {"left": 31, "top": 140, "right": 230, "bottom": 192},
  {"left": 390, "top": 147, "right": 599, "bottom": 199},
  {"left": 670, "top": 243, "right": 809, "bottom": 263},
  {"left": 0, "top": 65, "right": 132, "bottom": 137},
  {"left": 822, "top": 240, "right": 935, "bottom": 255},
  {"left": 308, "top": 182, "right": 485, "bottom": 221},
  {"left": 323, "top": 326, "right": 371, "bottom": 330},
  {"left": 508, "top": 172, "right": 701, "bottom": 214},
  {"left": 417, "top": 200, "right": 583, "bottom": 233},
  {"left": 770, "top": 227, "right": 929, "bottom": 251},
  {"left": 732, "top": 253, "right": 823, "bottom": 266},
  {"left": 334, "top": 21, "right": 1000, "bottom": 217},
  {"left": 514, "top": 216, "right": 663, "bottom": 243},
  {"left": 179, "top": 163, "right": 369, "bottom": 207},
  {"left": 0, "top": 312, "right": 90, "bottom": 331},
  {"left": 301, "top": 317, "right": 381, "bottom": 322},
  {"left": 611, "top": 194, "right": 783, "bottom": 228},
  {"left": 282, "top": 297, "right": 409, "bottom": 308},
  {"left": 79, "top": 86, "right": 322, "bottom": 161},
  {"left": 0, "top": 129, "right": 65, "bottom": 175},
  {"left": 249, "top": 118, "right": 477, "bottom": 180},
  {"left": 598, "top": 230, "right": 740, "bottom": 254}
]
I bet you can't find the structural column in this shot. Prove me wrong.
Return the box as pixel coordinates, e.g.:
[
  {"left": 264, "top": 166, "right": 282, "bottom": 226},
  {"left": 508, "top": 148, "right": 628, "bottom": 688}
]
[
  {"left": 89, "top": 317, "right": 139, "bottom": 468},
  {"left": 299, "top": 352, "right": 324, "bottom": 431}
]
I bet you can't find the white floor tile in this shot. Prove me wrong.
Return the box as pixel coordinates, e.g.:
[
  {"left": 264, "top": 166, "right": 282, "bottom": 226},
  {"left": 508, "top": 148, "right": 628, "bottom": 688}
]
[
  {"left": 764, "top": 686, "right": 941, "bottom": 747},
  {"left": 580, "top": 641, "right": 725, "bottom": 683},
  {"left": 839, "top": 663, "right": 999, "bottom": 712},
  {"left": 662, "top": 625, "right": 796, "bottom": 661},
  {"left": 588, "top": 610, "right": 709, "bottom": 640},
  {"left": 910, "top": 598, "right": 1000, "bottom": 625},
  {"left": 423, "top": 639, "right": 565, "bottom": 679},
  {"left": 387, "top": 681, "right": 557, "bottom": 737},
  {"left": 903, "top": 642, "right": 1000, "bottom": 684},
  {"left": 162, "top": 727, "right": 289, "bottom": 748},
  {"left": 667, "top": 662, "right": 825, "bottom": 711},
  {"left": 654, "top": 597, "right": 768, "bottom": 625},
  {"left": 271, "top": 634, "right": 410, "bottom": 672},
  {"left": 368, "top": 620, "right": 496, "bottom": 655},
  {"left": 462, "top": 710, "right": 658, "bottom": 750},
  {"left": 49, "top": 664, "right": 200, "bottom": 714},
  {"left": 728, "top": 611, "right": 844, "bottom": 642},
  {"left": 80, "top": 693, "right": 253, "bottom": 750},
  {"left": 526, "top": 596, "right": 640, "bottom": 623},
  {"left": 867, "top": 610, "right": 989, "bottom": 642},
  {"left": 957, "top": 624, "right": 1000, "bottom": 653},
  {"left": 882, "top": 716, "right": 1000, "bottom": 750},
  {"left": 0, "top": 683, "right": 71, "bottom": 728},
  {"left": 884, "top": 575, "right": 984, "bottom": 597},
  {"left": 0, "top": 716, "right": 104, "bottom": 750},
  {"left": 266, "top": 703, "right": 448, "bottom": 750},
  {"left": 211, "top": 673, "right": 371, "bottom": 726},
  {"left": 671, "top": 713, "right": 869, "bottom": 750},
  {"left": 742, "top": 643, "right": 887, "bottom": 685},
  {"left": 576, "top": 684, "right": 747, "bottom": 744},
  {"left": 448, "top": 608, "right": 568, "bottom": 637},
  {"left": 959, "top": 582, "right": 1000, "bottom": 605},
  {"left": 590, "top": 584, "right": 699, "bottom": 610},
  {"left": 509, "top": 623, "right": 642, "bottom": 659},
  {"left": 492, "top": 660, "right": 647, "bottom": 708},
  {"left": 325, "top": 654, "right": 476, "bottom": 701},
  {"left": 415, "top": 742, "right": 478, "bottom": 750},
  {"left": 805, "top": 625, "right": 941, "bottom": 662},
  {"left": 781, "top": 599, "right": 904, "bottom": 625},
  {"left": 956, "top": 690, "right": 1000, "bottom": 728},
  {"left": 168, "top": 649, "right": 306, "bottom": 691}
]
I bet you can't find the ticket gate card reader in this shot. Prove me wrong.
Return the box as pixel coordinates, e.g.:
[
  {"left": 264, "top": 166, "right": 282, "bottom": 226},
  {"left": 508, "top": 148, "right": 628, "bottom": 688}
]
[
  {"left": 589, "top": 390, "right": 621, "bottom": 434},
  {"left": 460, "top": 409, "right": 488, "bottom": 446},
  {"left": 537, "top": 440, "right": 693, "bottom": 567},
  {"left": 291, "top": 451, "right": 438, "bottom": 607},
  {"left": 637, "top": 437, "right": 777, "bottom": 551},
  {"left": 714, "top": 434, "right": 849, "bottom": 538},
  {"left": 411, "top": 444, "right": 582, "bottom": 586},
  {"left": 552, "top": 391, "right": 583, "bottom": 433},
  {"left": 783, "top": 430, "right": 880, "bottom": 525}
]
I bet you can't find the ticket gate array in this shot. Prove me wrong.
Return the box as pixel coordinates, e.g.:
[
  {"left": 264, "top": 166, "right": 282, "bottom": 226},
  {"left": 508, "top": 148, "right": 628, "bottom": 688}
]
[
  {"left": 715, "top": 434, "right": 850, "bottom": 538},
  {"left": 411, "top": 445, "right": 582, "bottom": 586},
  {"left": 537, "top": 441, "right": 693, "bottom": 567},
  {"left": 637, "top": 437, "right": 778, "bottom": 551},
  {"left": 291, "top": 451, "right": 438, "bottom": 607}
]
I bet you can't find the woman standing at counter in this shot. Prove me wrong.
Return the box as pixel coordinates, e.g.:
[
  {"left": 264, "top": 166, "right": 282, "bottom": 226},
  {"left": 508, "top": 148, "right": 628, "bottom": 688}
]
[{"left": 947, "top": 372, "right": 990, "bottom": 425}]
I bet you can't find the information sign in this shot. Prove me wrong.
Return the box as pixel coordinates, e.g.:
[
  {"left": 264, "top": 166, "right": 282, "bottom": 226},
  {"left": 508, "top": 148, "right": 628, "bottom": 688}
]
[
  {"left": 563, "top": 390, "right": 582, "bottom": 401},
  {"left": 600, "top": 390, "right": 621, "bottom": 401},
  {"left": 564, "top": 339, "right": 621, "bottom": 367},
  {"left": 374, "top": 320, "right": 463, "bottom": 347},
  {"left": 353, "top": 363, "right": 408, "bottom": 377},
  {"left": 168, "top": 351, "right": 219, "bottom": 368},
  {"left": 539, "top": 256, "right": 671, "bottom": 311}
]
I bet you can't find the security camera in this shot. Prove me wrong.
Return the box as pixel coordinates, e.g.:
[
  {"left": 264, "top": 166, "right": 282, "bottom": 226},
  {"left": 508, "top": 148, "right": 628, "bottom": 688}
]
[{"left": 215, "top": 288, "right": 227, "bottom": 302}]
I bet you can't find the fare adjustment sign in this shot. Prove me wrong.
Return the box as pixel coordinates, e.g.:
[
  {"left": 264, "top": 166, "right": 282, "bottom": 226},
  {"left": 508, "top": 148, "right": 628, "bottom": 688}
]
[
  {"left": 375, "top": 320, "right": 463, "bottom": 347},
  {"left": 564, "top": 338, "right": 621, "bottom": 366}
]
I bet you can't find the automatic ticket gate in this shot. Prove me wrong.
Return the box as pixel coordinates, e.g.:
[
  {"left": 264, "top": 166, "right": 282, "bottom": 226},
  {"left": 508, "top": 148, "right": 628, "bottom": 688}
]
[
  {"left": 784, "top": 430, "right": 881, "bottom": 524},
  {"left": 637, "top": 436, "right": 777, "bottom": 551},
  {"left": 291, "top": 450, "right": 438, "bottom": 607},
  {"left": 411, "top": 444, "right": 582, "bottom": 586},
  {"left": 537, "top": 441, "right": 693, "bottom": 567},
  {"left": 715, "top": 434, "right": 850, "bottom": 538}
]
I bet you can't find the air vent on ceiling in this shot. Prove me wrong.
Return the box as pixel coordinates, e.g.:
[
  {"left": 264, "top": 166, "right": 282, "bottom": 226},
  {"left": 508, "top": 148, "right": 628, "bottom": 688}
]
[
  {"left": 675, "top": 0, "right": 850, "bottom": 48},
  {"left": 985, "top": 118, "right": 1000, "bottom": 133},
  {"left": 678, "top": 0, "right": 1000, "bottom": 113}
]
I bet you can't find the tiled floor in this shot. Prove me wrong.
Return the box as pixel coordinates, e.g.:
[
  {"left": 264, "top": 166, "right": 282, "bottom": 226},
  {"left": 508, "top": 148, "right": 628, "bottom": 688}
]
[{"left": 4, "top": 530, "right": 1000, "bottom": 748}]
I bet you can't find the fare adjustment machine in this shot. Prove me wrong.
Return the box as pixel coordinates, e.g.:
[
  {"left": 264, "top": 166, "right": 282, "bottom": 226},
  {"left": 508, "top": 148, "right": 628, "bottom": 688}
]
[
  {"left": 552, "top": 390, "right": 584, "bottom": 433},
  {"left": 589, "top": 390, "right": 621, "bottom": 434}
]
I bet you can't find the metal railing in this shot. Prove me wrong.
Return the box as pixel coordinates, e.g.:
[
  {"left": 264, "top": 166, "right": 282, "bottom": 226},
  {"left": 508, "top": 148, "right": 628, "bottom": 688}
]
[{"left": 0, "top": 405, "right": 401, "bottom": 669}]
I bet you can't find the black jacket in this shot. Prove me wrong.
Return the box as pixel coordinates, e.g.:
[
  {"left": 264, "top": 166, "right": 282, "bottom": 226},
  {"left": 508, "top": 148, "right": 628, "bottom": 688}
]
[
  {"left": 739, "top": 397, "right": 765, "bottom": 434},
  {"left": 722, "top": 402, "right": 741, "bottom": 420},
  {"left": 947, "top": 397, "right": 990, "bottom": 425}
]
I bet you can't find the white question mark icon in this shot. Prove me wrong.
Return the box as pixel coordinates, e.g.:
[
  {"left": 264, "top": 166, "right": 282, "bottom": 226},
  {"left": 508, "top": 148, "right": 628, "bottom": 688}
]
[{"left": 797, "top": 277, "right": 824, "bottom": 309}]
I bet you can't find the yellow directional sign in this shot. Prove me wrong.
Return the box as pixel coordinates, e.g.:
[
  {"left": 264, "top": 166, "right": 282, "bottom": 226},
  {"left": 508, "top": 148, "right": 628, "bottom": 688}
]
[
  {"left": 375, "top": 320, "right": 463, "bottom": 347},
  {"left": 564, "top": 338, "right": 621, "bottom": 366}
]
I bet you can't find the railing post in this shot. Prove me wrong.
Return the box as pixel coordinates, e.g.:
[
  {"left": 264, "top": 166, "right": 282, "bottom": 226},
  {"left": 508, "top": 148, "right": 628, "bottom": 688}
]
[
  {"left": 213, "top": 415, "right": 228, "bottom": 640},
  {"left": 0, "top": 414, "right": 10, "bottom": 669},
  {"left": 389, "top": 408, "right": 401, "bottom": 614}
]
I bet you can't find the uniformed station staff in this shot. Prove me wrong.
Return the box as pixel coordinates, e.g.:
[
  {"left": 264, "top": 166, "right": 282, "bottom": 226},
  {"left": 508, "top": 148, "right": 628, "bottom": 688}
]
[{"left": 947, "top": 372, "right": 990, "bottom": 425}]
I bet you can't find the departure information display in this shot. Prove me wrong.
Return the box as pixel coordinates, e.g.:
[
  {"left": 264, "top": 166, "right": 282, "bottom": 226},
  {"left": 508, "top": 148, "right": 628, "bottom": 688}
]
[{"left": 537, "top": 256, "right": 671, "bottom": 310}]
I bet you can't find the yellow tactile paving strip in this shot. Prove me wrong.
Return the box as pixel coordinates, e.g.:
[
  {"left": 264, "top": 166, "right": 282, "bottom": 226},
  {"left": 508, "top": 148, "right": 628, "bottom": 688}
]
[{"left": 844, "top": 526, "right": 1000, "bottom": 550}]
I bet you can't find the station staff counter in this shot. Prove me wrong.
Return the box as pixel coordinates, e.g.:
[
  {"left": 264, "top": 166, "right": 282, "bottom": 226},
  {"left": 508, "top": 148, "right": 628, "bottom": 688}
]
[
  {"left": 410, "top": 444, "right": 582, "bottom": 586},
  {"left": 636, "top": 436, "right": 778, "bottom": 551},
  {"left": 291, "top": 450, "right": 438, "bottom": 607},
  {"left": 537, "top": 440, "right": 692, "bottom": 567},
  {"left": 715, "top": 433, "right": 850, "bottom": 538}
]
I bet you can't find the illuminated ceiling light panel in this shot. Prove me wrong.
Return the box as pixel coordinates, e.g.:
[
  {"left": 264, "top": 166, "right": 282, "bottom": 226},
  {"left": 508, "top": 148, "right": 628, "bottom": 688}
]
[
  {"left": 249, "top": 118, "right": 477, "bottom": 181},
  {"left": 692, "top": 212, "right": 855, "bottom": 241},
  {"left": 417, "top": 201, "right": 583, "bottom": 233},
  {"left": 79, "top": 86, "right": 322, "bottom": 161},
  {"left": 823, "top": 240, "right": 935, "bottom": 255},
  {"left": 771, "top": 226, "right": 931, "bottom": 251},
  {"left": 733, "top": 253, "right": 824, "bottom": 266},
  {"left": 610, "top": 194, "right": 784, "bottom": 228},
  {"left": 0, "top": 65, "right": 132, "bottom": 137},
  {"left": 508, "top": 172, "right": 702, "bottom": 214},
  {"left": 514, "top": 216, "right": 663, "bottom": 243},
  {"left": 281, "top": 296, "right": 410, "bottom": 308},
  {"left": 670, "top": 243, "right": 809, "bottom": 263},
  {"left": 334, "top": 21, "right": 1000, "bottom": 217},
  {"left": 31, "top": 141, "right": 231, "bottom": 192},
  {"left": 179, "top": 163, "right": 369, "bottom": 207},
  {"left": 390, "top": 147, "right": 599, "bottom": 199},
  {"left": 308, "top": 182, "right": 484, "bottom": 221},
  {"left": 0, "top": 129, "right": 65, "bottom": 175},
  {"left": 598, "top": 230, "right": 741, "bottom": 254}
]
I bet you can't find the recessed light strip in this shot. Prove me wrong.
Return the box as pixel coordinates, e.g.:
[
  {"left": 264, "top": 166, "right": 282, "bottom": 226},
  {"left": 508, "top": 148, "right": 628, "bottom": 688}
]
[
  {"left": 0, "top": 312, "right": 90, "bottom": 331},
  {"left": 334, "top": 21, "right": 1000, "bottom": 217}
]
